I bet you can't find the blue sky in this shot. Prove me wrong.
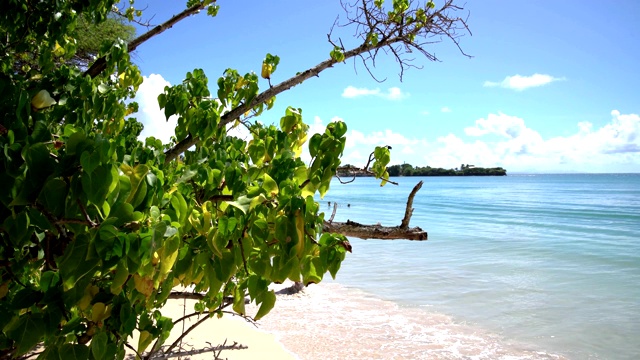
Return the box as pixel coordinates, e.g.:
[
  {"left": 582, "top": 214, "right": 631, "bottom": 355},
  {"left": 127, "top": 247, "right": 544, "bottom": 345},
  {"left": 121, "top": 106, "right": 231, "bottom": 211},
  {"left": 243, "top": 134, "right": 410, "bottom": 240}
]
[{"left": 130, "top": 0, "right": 640, "bottom": 173}]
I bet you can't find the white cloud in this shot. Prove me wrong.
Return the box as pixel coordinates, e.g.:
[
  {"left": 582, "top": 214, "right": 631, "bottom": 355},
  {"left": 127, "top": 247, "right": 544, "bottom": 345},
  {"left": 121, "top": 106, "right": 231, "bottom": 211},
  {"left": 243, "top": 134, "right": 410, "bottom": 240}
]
[
  {"left": 464, "top": 113, "right": 527, "bottom": 138},
  {"left": 441, "top": 107, "right": 452, "bottom": 113},
  {"left": 134, "top": 74, "right": 177, "bottom": 143},
  {"left": 301, "top": 116, "right": 429, "bottom": 166},
  {"left": 483, "top": 73, "right": 564, "bottom": 91},
  {"left": 341, "top": 86, "right": 408, "bottom": 100},
  {"left": 306, "top": 111, "right": 640, "bottom": 172},
  {"left": 424, "top": 110, "right": 640, "bottom": 172}
]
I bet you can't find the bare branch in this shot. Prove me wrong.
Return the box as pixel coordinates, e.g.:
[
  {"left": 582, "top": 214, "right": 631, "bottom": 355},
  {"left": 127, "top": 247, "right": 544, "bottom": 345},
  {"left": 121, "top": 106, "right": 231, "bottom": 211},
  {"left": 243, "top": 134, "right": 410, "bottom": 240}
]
[
  {"left": 147, "top": 340, "right": 247, "bottom": 359},
  {"left": 76, "top": 199, "right": 98, "bottom": 228},
  {"left": 329, "top": 202, "right": 338, "bottom": 224},
  {"left": 163, "top": 314, "right": 211, "bottom": 355},
  {"left": 324, "top": 180, "right": 427, "bottom": 240},
  {"left": 400, "top": 181, "right": 423, "bottom": 229},
  {"left": 325, "top": 219, "right": 427, "bottom": 240}
]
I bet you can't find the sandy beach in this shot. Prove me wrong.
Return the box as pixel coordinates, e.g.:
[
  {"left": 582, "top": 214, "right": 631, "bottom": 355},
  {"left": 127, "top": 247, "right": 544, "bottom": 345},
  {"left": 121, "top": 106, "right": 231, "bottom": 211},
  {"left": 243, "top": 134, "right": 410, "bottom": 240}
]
[
  {"left": 125, "top": 292, "right": 298, "bottom": 359},
  {"left": 125, "top": 281, "right": 564, "bottom": 360}
]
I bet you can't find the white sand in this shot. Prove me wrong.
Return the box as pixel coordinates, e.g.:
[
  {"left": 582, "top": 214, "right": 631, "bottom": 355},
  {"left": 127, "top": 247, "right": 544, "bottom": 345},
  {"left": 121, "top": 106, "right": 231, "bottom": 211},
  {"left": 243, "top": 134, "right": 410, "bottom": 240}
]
[{"left": 127, "top": 296, "right": 297, "bottom": 359}]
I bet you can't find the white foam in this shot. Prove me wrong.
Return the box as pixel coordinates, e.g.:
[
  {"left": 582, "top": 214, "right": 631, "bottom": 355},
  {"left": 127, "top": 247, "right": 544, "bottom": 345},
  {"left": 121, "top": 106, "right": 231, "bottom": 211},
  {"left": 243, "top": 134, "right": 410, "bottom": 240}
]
[{"left": 246, "top": 282, "right": 566, "bottom": 359}]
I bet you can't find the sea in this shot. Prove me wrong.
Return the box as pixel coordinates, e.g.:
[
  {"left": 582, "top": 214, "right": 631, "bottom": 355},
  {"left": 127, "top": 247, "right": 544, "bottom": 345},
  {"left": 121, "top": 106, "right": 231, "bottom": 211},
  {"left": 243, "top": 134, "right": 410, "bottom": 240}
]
[{"left": 273, "top": 174, "right": 639, "bottom": 359}]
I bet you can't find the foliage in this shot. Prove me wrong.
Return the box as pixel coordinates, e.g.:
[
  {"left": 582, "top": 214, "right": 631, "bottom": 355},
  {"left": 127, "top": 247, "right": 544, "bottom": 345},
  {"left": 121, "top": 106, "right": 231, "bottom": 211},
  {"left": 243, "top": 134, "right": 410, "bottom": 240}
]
[
  {"left": 1, "top": 2, "right": 134, "bottom": 75},
  {"left": 73, "top": 15, "right": 137, "bottom": 68},
  {"left": 387, "top": 164, "right": 507, "bottom": 176},
  {"left": 0, "top": 0, "right": 468, "bottom": 358}
]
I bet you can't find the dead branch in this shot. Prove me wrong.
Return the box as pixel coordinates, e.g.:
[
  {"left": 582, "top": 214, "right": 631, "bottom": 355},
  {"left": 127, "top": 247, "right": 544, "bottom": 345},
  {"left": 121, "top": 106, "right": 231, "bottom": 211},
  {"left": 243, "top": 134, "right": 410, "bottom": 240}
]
[
  {"left": 146, "top": 340, "right": 247, "bottom": 360},
  {"left": 400, "top": 181, "right": 423, "bottom": 229},
  {"left": 324, "top": 181, "right": 427, "bottom": 240},
  {"left": 325, "top": 220, "right": 427, "bottom": 240},
  {"left": 329, "top": 202, "right": 338, "bottom": 223}
]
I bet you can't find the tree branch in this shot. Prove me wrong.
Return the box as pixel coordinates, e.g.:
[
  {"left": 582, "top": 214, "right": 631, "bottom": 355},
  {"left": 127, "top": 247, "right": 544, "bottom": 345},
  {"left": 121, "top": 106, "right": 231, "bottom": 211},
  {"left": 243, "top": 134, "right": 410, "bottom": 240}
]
[
  {"left": 324, "top": 220, "right": 427, "bottom": 240},
  {"left": 400, "top": 181, "right": 423, "bottom": 229},
  {"left": 84, "top": 1, "right": 212, "bottom": 78},
  {"left": 164, "top": 41, "right": 376, "bottom": 164},
  {"left": 163, "top": 0, "right": 470, "bottom": 163},
  {"left": 324, "top": 180, "right": 427, "bottom": 240},
  {"left": 148, "top": 340, "right": 247, "bottom": 360}
]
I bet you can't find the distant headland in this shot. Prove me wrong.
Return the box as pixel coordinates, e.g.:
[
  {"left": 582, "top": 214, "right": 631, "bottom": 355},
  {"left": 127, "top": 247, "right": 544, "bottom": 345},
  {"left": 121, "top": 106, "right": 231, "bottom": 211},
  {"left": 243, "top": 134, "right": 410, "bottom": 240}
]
[{"left": 338, "top": 163, "right": 507, "bottom": 177}]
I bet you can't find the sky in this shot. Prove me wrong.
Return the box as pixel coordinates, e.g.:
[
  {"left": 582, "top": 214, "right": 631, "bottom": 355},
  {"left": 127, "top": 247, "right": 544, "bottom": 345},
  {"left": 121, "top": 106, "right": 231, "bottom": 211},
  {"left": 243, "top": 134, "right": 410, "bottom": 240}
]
[{"left": 129, "top": 0, "right": 640, "bottom": 173}]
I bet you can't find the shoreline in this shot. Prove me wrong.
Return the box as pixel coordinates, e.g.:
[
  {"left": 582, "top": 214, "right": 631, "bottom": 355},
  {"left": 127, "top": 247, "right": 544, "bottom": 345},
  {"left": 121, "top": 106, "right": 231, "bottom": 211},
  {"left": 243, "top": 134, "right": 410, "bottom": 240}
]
[{"left": 137, "top": 281, "right": 566, "bottom": 360}]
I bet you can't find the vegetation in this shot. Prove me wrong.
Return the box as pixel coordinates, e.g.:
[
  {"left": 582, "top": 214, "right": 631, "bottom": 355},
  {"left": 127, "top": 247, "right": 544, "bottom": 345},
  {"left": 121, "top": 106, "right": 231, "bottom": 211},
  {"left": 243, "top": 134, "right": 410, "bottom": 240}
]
[
  {"left": 387, "top": 163, "right": 507, "bottom": 176},
  {"left": 6, "top": 12, "right": 135, "bottom": 75},
  {"left": 0, "top": 0, "right": 469, "bottom": 359}
]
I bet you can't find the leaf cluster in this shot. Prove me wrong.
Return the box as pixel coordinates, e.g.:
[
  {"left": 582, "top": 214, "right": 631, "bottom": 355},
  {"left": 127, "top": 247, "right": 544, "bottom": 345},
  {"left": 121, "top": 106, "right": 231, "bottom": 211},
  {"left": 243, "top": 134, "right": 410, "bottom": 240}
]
[{"left": 0, "top": 1, "right": 353, "bottom": 358}]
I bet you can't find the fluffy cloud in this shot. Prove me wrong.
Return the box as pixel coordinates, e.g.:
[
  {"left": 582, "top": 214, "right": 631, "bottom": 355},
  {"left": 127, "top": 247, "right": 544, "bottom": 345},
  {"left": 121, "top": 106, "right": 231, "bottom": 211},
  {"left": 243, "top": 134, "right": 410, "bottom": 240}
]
[
  {"left": 134, "top": 74, "right": 177, "bottom": 143},
  {"left": 315, "top": 110, "right": 639, "bottom": 172},
  {"left": 483, "top": 74, "right": 564, "bottom": 91},
  {"left": 302, "top": 116, "right": 427, "bottom": 166},
  {"left": 425, "top": 110, "right": 640, "bottom": 172},
  {"left": 441, "top": 107, "right": 452, "bottom": 113},
  {"left": 464, "top": 113, "right": 528, "bottom": 138},
  {"left": 341, "top": 86, "right": 408, "bottom": 100}
]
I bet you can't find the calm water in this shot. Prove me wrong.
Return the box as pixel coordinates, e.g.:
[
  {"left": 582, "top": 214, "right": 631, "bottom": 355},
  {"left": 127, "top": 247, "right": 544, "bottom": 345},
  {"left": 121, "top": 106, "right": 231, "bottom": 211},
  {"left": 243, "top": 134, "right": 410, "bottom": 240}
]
[{"left": 318, "top": 174, "right": 640, "bottom": 359}]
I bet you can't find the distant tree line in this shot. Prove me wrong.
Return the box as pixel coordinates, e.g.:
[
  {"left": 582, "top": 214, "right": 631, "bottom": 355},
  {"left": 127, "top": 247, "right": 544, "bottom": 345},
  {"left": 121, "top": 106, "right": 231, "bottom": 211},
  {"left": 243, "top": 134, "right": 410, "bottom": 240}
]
[{"left": 386, "top": 163, "right": 507, "bottom": 176}]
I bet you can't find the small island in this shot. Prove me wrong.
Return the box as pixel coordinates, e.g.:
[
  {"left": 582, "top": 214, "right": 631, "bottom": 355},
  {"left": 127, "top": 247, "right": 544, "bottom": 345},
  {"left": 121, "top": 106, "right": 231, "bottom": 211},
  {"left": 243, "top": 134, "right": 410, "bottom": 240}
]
[{"left": 338, "top": 163, "right": 507, "bottom": 177}]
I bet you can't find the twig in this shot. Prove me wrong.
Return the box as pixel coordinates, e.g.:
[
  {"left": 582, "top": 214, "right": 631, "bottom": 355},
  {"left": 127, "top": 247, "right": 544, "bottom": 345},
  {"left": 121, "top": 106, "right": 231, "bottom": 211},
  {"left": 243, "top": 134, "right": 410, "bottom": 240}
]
[
  {"left": 209, "top": 195, "right": 234, "bottom": 202},
  {"left": 163, "top": 315, "right": 211, "bottom": 355},
  {"left": 148, "top": 341, "right": 247, "bottom": 359},
  {"left": 76, "top": 199, "right": 98, "bottom": 228},
  {"left": 124, "top": 342, "right": 143, "bottom": 360}
]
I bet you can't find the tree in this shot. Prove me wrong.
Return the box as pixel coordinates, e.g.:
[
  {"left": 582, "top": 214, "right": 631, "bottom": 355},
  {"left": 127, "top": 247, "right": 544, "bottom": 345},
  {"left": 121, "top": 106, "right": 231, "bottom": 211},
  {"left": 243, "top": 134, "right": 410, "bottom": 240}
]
[
  {"left": 4, "top": 11, "right": 135, "bottom": 75},
  {"left": 0, "top": 0, "right": 468, "bottom": 359}
]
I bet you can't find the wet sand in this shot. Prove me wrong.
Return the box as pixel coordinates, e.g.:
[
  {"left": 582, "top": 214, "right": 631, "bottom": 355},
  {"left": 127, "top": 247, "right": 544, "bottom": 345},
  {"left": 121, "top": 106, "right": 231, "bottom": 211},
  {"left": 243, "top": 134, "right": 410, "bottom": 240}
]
[{"left": 246, "top": 282, "right": 565, "bottom": 360}]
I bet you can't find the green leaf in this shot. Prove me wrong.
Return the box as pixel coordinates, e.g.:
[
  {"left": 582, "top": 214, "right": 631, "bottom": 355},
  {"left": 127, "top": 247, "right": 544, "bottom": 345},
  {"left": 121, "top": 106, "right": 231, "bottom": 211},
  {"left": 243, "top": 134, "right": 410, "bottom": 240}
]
[
  {"left": 5, "top": 314, "right": 45, "bottom": 356},
  {"left": 80, "top": 150, "right": 101, "bottom": 174},
  {"left": 332, "top": 121, "right": 348, "bottom": 138},
  {"left": 226, "top": 195, "right": 251, "bottom": 214},
  {"left": 330, "top": 46, "right": 345, "bottom": 62},
  {"left": 82, "top": 164, "right": 114, "bottom": 206},
  {"left": 3, "top": 211, "right": 30, "bottom": 246},
  {"left": 38, "top": 178, "right": 68, "bottom": 217},
  {"left": 25, "top": 143, "right": 56, "bottom": 187},
  {"left": 58, "top": 234, "right": 98, "bottom": 291},
  {"left": 262, "top": 174, "right": 278, "bottom": 197},
  {"left": 152, "top": 221, "right": 167, "bottom": 250},
  {"left": 232, "top": 286, "right": 245, "bottom": 315},
  {"left": 40, "top": 271, "right": 60, "bottom": 292},
  {"left": 254, "top": 290, "right": 275, "bottom": 320},
  {"left": 59, "top": 343, "right": 89, "bottom": 360},
  {"left": 122, "top": 164, "right": 149, "bottom": 204},
  {"left": 90, "top": 332, "right": 108, "bottom": 360},
  {"left": 170, "top": 192, "right": 188, "bottom": 223}
]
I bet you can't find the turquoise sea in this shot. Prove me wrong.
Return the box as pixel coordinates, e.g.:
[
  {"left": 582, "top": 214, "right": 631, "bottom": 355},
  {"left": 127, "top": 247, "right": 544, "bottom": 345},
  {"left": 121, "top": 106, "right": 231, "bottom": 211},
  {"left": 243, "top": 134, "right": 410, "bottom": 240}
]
[{"left": 319, "top": 174, "right": 640, "bottom": 359}]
